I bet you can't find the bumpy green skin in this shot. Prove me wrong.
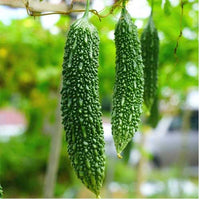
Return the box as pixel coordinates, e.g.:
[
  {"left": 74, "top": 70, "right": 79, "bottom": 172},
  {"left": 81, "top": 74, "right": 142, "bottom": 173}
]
[
  {"left": 141, "top": 15, "right": 159, "bottom": 110},
  {"left": 111, "top": 8, "right": 144, "bottom": 155},
  {"left": 61, "top": 17, "right": 105, "bottom": 196},
  {"left": 0, "top": 185, "right": 3, "bottom": 198}
]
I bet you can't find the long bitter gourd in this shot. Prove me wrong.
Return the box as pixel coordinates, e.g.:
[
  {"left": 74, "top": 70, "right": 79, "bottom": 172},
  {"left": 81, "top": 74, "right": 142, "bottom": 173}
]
[
  {"left": 147, "top": 93, "right": 160, "bottom": 128},
  {"left": 141, "top": 13, "right": 159, "bottom": 110},
  {"left": 60, "top": 1, "right": 105, "bottom": 196},
  {"left": 0, "top": 185, "right": 3, "bottom": 198},
  {"left": 111, "top": 6, "right": 144, "bottom": 157}
]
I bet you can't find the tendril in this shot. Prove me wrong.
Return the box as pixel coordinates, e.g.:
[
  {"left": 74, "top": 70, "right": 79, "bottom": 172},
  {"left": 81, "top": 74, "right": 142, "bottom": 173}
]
[{"left": 174, "top": 0, "right": 187, "bottom": 61}]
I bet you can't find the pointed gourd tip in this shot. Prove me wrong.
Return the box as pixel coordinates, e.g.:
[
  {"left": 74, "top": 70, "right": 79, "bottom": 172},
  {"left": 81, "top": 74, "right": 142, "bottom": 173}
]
[
  {"left": 96, "top": 195, "right": 101, "bottom": 199},
  {"left": 117, "top": 153, "right": 123, "bottom": 159}
]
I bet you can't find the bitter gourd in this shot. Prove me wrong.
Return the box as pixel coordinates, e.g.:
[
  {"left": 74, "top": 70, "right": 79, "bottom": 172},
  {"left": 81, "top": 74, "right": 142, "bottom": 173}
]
[
  {"left": 60, "top": 1, "right": 105, "bottom": 196},
  {"left": 122, "top": 140, "right": 133, "bottom": 164},
  {"left": 0, "top": 185, "right": 3, "bottom": 198},
  {"left": 147, "top": 93, "right": 160, "bottom": 128},
  {"left": 164, "top": 0, "right": 172, "bottom": 16},
  {"left": 141, "top": 14, "right": 159, "bottom": 110},
  {"left": 111, "top": 6, "right": 144, "bottom": 157}
]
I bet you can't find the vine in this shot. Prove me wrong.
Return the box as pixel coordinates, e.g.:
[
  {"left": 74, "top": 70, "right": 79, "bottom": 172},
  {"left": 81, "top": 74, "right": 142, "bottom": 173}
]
[
  {"left": 22, "top": 0, "right": 187, "bottom": 60},
  {"left": 22, "top": 0, "right": 124, "bottom": 21},
  {"left": 174, "top": 0, "right": 187, "bottom": 60}
]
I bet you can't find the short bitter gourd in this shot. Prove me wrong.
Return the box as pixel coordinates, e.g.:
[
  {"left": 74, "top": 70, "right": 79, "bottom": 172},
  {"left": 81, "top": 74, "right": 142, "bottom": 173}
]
[
  {"left": 141, "top": 14, "right": 159, "bottom": 110},
  {"left": 111, "top": 6, "right": 144, "bottom": 157},
  {"left": 60, "top": 1, "right": 105, "bottom": 196}
]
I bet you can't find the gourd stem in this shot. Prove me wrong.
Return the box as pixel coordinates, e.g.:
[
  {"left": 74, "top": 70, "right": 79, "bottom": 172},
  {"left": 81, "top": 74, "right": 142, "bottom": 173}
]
[
  {"left": 83, "top": 0, "right": 90, "bottom": 18},
  {"left": 122, "top": 0, "right": 126, "bottom": 8},
  {"left": 151, "top": 0, "right": 154, "bottom": 16},
  {"left": 122, "top": 0, "right": 127, "bottom": 15}
]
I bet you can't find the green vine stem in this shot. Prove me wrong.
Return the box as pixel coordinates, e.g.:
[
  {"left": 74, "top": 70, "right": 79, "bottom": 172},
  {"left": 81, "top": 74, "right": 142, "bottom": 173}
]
[
  {"left": 174, "top": 0, "right": 185, "bottom": 59},
  {"left": 83, "top": 0, "right": 90, "bottom": 18},
  {"left": 122, "top": 0, "right": 126, "bottom": 8},
  {"left": 121, "top": 0, "right": 129, "bottom": 16},
  {"left": 151, "top": 0, "right": 154, "bottom": 16}
]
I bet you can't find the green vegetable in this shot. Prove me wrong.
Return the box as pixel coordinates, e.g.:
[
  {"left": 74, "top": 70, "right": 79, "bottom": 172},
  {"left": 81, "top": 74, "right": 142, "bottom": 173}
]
[
  {"left": 60, "top": 1, "right": 105, "bottom": 196},
  {"left": 122, "top": 140, "right": 133, "bottom": 164},
  {"left": 141, "top": 14, "right": 159, "bottom": 110},
  {"left": 164, "top": 0, "right": 172, "bottom": 16},
  {"left": 111, "top": 6, "right": 144, "bottom": 157},
  {"left": 0, "top": 185, "right": 2, "bottom": 198},
  {"left": 147, "top": 93, "right": 160, "bottom": 128}
]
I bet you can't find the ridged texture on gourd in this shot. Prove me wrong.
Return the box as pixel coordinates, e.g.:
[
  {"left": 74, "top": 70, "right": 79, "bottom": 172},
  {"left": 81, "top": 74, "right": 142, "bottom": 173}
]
[
  {"left": 111, "top": 8, "right": 144, "bottom": 155},
  {"left": 61, "top": 17, "right": 105, "bottom": 196},
  {"left": 0, "top": 185, "right": 3, "bottom": 198},
  {"left": 141, "top": 15, "right": 159, "bottom": 110}
]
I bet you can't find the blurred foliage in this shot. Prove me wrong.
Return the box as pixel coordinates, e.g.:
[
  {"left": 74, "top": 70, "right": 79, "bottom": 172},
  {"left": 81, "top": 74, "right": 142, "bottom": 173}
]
[
  {"left": 0, "top": 0, "right": 198, "bottom": 198},
  {"left": 0, "top": 134, "right": 50, "bottom": 197},
  {"left": 0, "top": 18, "right": 65, "bottom": 109},
  {"left": 0, "top": 131, "right": 81, "bottom": 198}
]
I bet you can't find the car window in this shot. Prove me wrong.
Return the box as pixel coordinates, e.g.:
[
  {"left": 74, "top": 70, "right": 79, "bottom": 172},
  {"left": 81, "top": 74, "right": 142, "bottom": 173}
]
[
  {"left": 168, "top": 110, "right": 198, "bottom": 132},
  {"left": 190, "top": 110, "right": 198, "bottom": 131},
  {"left": 168, "top": 116, "right": 182, "bottom": 131}
]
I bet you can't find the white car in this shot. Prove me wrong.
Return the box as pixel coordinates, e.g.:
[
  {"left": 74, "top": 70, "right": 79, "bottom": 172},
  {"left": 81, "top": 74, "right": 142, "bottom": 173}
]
[{"left": 141, "top": 108, "right": 198, "bottom": 167}]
